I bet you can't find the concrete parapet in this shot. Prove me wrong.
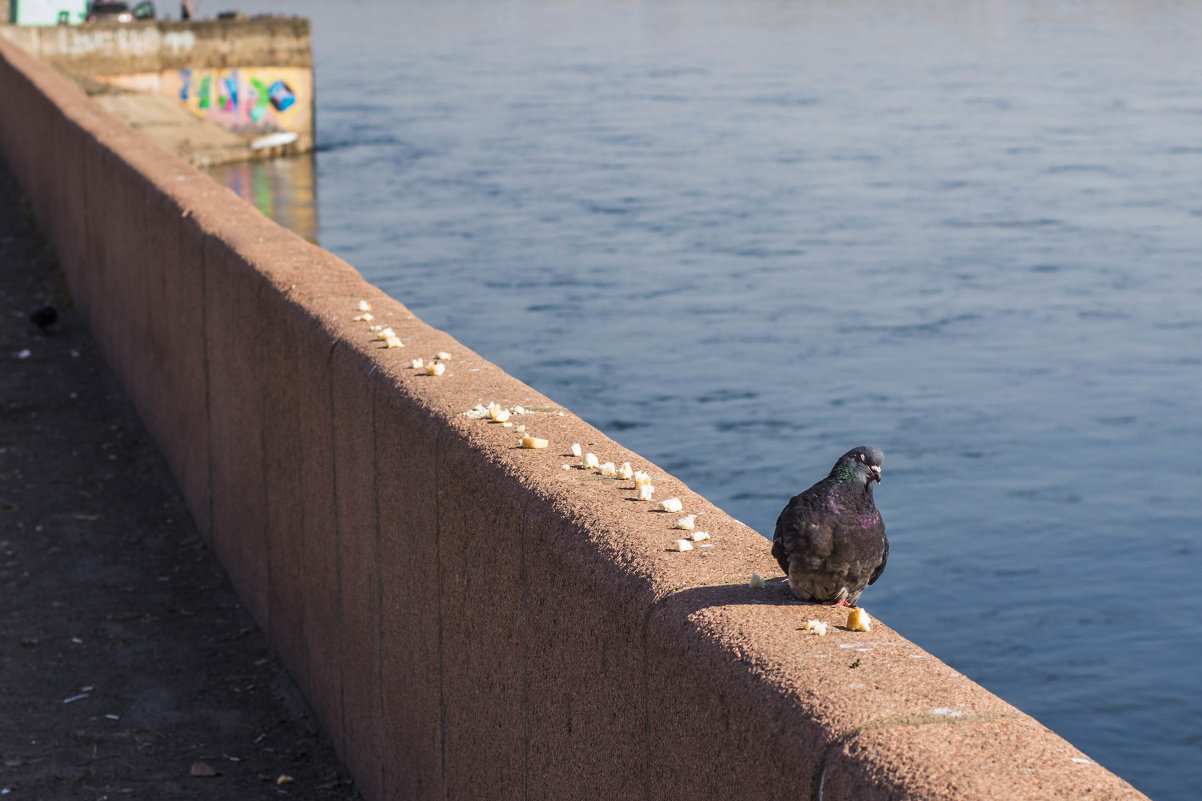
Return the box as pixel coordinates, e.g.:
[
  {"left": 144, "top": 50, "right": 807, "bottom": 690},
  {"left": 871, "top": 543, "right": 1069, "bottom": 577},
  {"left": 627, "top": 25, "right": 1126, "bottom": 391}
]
[
  {"left": 0, "top": 33, "right": 1152, "bottom": 801},
  {"left": 1, "top": 17, "right": 314, "bottom": 162},
  {"left": 0, "top": 17, "right": 311, "bottom": 76}
]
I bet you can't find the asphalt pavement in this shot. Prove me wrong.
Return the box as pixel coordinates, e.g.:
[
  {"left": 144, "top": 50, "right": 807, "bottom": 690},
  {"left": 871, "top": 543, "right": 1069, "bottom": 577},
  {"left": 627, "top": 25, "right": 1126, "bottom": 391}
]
[{"left": 0, "top": 157, "right": 360, "bottom": 800}]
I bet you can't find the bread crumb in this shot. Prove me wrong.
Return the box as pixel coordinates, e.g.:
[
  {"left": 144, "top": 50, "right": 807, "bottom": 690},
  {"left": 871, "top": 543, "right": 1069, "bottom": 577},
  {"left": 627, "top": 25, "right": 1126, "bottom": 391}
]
[
  {"left": 426, "top": 363, "right": 446, "bottom": 376},
  {"left": 749, "top": 573, "right": 765, "bottom": 589},
  {"left": 802, "top": 620, "right": 828, "bottom": 636},
  {"left": 637, "top": 484, "right": 654, "bottom": 501},
  {"left": 571, "top": 443, "right": 583, "bottom": 458},
  {"left": 674, "top": 539, "right": 694, "bottom": 552},
  {"left": 657, "top": 497, "right": 683, "bottom": 513},
  {"left": 690, "top": 531, "right": 709, "bottom": 542},
  {"left": 674, "top": 514, "right": 696, "bottom": 530},
  {"left": 846, "top": 608, "right": 872, "bottom": 632},
  {"left": 599, "top": 462, "right": 617, "bottom": 477},
  {"left": 521, "top": 435, "right": 549, "bottom": 449}
]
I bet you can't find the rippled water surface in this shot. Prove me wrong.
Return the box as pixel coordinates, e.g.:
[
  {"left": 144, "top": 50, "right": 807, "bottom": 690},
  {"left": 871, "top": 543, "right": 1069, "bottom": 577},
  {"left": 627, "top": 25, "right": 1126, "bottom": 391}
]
[{"left": 211, "top": 1, "right": 1202, "bottom": 797}]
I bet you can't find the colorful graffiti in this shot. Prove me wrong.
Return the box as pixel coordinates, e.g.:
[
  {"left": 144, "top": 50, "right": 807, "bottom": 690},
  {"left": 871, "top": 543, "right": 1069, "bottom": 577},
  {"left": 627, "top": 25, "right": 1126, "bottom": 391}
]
[{"left": 169, "top": 66, "right": 310, "bottom": 135}]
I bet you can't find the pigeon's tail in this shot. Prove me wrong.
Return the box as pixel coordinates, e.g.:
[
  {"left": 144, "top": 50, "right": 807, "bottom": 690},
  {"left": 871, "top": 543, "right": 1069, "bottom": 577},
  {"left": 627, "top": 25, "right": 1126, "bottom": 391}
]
[{"left": 787, "top": 568, "right": 861, "bottom": 605}]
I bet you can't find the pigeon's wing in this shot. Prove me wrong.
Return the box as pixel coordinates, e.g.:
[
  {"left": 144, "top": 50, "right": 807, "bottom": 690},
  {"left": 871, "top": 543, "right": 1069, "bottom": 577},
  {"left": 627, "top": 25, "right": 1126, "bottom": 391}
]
[
  {"left": 771, "top": 493, "right": 806, "bottom": 574},
  {"left": 867, "top": 534, "right": 888, "bottom": 586},
  {"left": 770, "top": 518, "right": 789, "bottom": 575},
  {"left": 773, "top": 490, "right": 835, "bottom": 574}
]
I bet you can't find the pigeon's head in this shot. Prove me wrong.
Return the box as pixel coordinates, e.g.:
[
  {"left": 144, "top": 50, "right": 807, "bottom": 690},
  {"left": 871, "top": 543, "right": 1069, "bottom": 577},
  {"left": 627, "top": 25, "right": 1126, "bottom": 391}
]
[{"left": 834, "top": 446, "right": 884, "bottom": 485}]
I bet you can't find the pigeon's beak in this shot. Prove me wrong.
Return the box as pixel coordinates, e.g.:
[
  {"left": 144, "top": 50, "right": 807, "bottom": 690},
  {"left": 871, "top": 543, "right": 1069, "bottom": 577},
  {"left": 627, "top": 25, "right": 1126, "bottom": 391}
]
[{"left": 869, "top": 465, "right": 882, "bottom": 483}]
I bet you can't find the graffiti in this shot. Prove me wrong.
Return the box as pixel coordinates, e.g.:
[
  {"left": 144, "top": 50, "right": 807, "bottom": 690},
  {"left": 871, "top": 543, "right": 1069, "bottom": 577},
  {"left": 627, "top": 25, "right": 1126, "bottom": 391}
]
[
  {"left": 268, "top": 81, "right": 296, "bottom": 112},
  {"left": 55, "top": 26, "right": 160, "bottom": 57},
  {"left": 198, "top": 74, "right": 212, "bottom": 109},
  {"left": 219, "top": 73, "right": 239, "bottom": 113},
  {"left": 162, "top": 31, "right": 196, "bottom": 55},
  {"left": 248, "top": 78, "right": 270, "bottom": 122},
  {"left": 171, "top": 67, "right": 308, "bottom": 135}
]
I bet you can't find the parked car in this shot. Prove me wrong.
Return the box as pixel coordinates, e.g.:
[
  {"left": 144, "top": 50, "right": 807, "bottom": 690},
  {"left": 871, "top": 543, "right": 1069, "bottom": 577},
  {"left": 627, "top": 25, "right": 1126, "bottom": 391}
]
[{"left": 86, "top": 1, "right": 155, "bottom": 22}]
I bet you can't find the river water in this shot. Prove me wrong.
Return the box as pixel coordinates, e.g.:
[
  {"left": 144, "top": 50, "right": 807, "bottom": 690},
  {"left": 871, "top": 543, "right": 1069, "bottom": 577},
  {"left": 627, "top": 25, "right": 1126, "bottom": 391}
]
[{"left": 209, "top": 1, "right": 1202, "bottom": 797}]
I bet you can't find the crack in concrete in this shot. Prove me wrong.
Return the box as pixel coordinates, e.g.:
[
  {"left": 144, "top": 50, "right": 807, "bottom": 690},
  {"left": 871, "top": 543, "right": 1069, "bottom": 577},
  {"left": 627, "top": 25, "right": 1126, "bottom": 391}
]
[
  {"left": 520, "top": 488, "right": 530, "bottom": 801},
  {"left": 197, "top": 209, "right": 214, "bottom": 549},
  {"left": 812, "top": 712, "right": 1016, "bottom": 801},
  {"left": 641, "top": 601, "right": 653, "bottom": 801},
  {"left": 257, "top": 280, "right": 272, "bottom": 646},
  {"left": 434, "top": 426, "right": 447, "bottom": 801},
  {"left": 370, "top": 380, "right": 385, "bottom": 799},
  {"left": 327, "top": 342, "right": 346, "bottom": 761}
]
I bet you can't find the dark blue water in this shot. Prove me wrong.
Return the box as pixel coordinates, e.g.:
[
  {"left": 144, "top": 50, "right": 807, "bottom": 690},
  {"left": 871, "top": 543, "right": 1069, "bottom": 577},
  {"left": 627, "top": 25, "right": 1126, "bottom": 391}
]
[{"left": 210, "top": 2, "right": 1202, "bottom": 797}]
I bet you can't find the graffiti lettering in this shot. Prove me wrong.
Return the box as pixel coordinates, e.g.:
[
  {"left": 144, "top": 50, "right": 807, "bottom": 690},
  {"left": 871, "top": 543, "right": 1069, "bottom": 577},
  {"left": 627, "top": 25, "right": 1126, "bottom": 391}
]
[
  {"left": 163, "top": 31, "right": 196, "bottom": 55},
  {"left": 198, "top": 74, "right": 213, "bottom": 110},
  {"left": 268, "top": 81, "right": 296, "bottom": 112},
  {"left": 55, "top": 27, "right": 161, "bottom": 57},
  {"left": 169, "top": 67, "right": 307, "bottom": 135},
  {"left": 249, "top": 77, "right": 270, "bottom": 122}
]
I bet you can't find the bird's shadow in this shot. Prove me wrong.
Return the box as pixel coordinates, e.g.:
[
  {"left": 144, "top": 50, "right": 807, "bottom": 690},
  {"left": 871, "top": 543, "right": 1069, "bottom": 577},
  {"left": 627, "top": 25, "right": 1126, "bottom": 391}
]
[{"left": 661, "top": 576, "right": 836, "bottom": 614}]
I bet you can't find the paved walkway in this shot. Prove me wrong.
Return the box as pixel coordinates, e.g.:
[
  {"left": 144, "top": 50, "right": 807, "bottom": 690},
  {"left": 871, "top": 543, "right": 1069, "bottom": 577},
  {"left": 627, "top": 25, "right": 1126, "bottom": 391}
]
[{"left": 0, "top": 158, "right": 360, "bottom": 800}]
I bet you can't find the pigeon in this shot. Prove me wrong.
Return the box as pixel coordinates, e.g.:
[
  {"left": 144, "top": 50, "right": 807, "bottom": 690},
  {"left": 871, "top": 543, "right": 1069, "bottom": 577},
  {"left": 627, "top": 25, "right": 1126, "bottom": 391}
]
[
  {"left": 772, "top": 446, "right": 887, "bottom": 606},
  {"left": 29, "top": 304, "right": 57, "bottom": 333}
]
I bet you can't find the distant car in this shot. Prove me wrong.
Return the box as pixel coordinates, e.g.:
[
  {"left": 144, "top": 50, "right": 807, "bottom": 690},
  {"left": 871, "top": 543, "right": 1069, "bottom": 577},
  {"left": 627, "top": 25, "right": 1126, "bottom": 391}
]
[{"left": 86, "top": 1, "right": 156, "bottom": 22}]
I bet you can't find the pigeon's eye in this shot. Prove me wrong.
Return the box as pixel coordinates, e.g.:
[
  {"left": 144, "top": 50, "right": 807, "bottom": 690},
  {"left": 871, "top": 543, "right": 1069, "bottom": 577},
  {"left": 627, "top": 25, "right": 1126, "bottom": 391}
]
[{"left": 858, "top": 453, "right": 866, "bottom": 462}]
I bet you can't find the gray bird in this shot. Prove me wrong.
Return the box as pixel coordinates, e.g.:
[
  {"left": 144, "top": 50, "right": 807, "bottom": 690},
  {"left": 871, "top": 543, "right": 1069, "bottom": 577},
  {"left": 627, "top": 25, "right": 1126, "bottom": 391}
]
[{"left": 772, "top": 446, "right": 887, "bottom": 606}]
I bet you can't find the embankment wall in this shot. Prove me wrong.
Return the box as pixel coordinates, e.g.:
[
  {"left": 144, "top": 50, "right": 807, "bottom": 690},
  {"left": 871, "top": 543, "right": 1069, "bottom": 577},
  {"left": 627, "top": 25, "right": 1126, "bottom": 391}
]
[
  {"left": 0, "top": 35, "right": 1150, "bottom": 801},
  {"left": 1, "top": 17, "right": 312, "bottom": 151}
]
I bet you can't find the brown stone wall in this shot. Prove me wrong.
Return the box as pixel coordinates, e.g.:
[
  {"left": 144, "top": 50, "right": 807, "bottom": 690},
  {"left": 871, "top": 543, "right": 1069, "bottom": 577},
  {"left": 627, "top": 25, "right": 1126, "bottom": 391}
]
[
  {"left": 0, "top": 17, "right": 311, "bottom": 76},
  {"left": 0, "top": 34, "right": 1151, "bottom": 801}
]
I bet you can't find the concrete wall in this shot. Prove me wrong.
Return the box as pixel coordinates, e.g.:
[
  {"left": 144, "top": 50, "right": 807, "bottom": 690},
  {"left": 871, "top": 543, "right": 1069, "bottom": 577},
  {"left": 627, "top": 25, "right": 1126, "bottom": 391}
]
[
  {"left": 0, "top": 17, "right": 311, "bottom": 73},
  {"left": 0, "top": 17, "right": 312, "bottom": 149},
  {"left": 0, "top": 34, "right": 1151, "bottom": 801}
]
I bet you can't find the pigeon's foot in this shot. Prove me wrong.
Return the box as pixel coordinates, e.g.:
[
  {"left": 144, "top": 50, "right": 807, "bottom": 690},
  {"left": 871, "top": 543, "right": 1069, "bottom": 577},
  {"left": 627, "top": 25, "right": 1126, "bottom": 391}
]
[{"left": 829, "top": 600, "right": 852, "bottom": 608}]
